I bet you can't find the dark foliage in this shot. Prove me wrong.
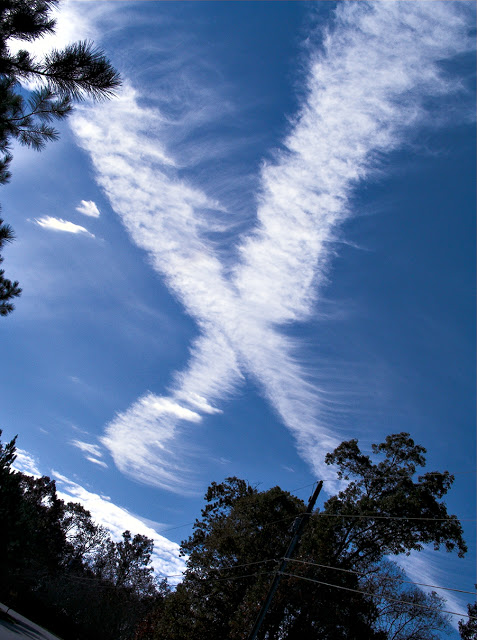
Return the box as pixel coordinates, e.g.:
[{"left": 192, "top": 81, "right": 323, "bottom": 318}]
[
  {"left": 1, "top": 430, "right": 467, "bottom": 639},
  {"left": 147, "top": 433, "right": 463, "bottom": 640},
  {"left": 0, "top": 430, "right": 163, "bottom": 640},
  {"left": 459, "top": 599, "right": 477, "bottom": 640},
  {"left": 0, "top": 216, "right": 20, "bottom": 314}
]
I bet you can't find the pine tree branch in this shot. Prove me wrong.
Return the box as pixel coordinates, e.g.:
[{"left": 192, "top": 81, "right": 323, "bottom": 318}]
[{"left": 40, "top": 40, "right": 121, "bottom": 101}]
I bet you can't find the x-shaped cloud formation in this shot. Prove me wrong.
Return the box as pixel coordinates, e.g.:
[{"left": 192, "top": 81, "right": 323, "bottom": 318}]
[{"left": 69, "top": 1, "right": 474, "bottom": 492}]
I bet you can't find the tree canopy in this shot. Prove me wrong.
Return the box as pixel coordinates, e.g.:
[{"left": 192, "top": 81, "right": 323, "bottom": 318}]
[
  {"left": 2, "top": 430, "right": 472, "bottom": 639},
  {"left": 0, "top": 430, "right": 165, "bottom": 640},
  {"left": 459, "top": 600, "right": 477, "bottom": 640},
  {"left": 146, "top": 432, "right": 467, "bottom": 640},
  {"left": 0, "top": 216, "right": 20, "bottom": 314}
]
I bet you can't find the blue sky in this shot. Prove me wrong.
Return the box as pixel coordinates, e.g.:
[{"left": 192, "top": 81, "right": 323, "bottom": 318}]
[{"left": 1, "top": 0, "right": 475, "bottom": 630}]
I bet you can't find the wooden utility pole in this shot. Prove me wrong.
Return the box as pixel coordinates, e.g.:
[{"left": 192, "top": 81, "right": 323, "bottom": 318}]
[{"left": 247, "top": 480, "right": 323, "bottom": 640}]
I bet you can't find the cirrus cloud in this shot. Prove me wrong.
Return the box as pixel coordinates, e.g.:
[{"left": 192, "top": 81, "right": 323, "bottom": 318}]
[
  {"left": 35, "top": 216, "right": 94, "bottom": 237},
  {"left": 68, "top": 1, "right": 475, "bottom": 493},
  {"left": 76, "top": 200, "right": 100, "bottom": 218}
]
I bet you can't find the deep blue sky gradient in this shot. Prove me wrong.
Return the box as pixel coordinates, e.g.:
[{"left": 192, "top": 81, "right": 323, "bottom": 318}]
[{"left": 0, "top": 2, "right": 474, "bottom": 632}]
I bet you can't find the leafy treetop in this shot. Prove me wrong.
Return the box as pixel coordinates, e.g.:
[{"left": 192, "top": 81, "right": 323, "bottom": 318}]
[{"left": 147, "top": 432, "right": 465, "bottom": 640}]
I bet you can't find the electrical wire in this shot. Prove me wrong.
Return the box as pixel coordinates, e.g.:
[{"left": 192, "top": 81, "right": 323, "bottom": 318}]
[
  {"left": 190, "top": 568, "right": 476, "bottom": 620},
  {"left": 155, "top": 509, "right": 475, "bottom": 547},
  {"left": 14, "top": 564, "right": 476, "bottom": 618},
  {"left": 11, "top": 571, "right": 147, "bottom": 592},
  {"left": 212, "top": 570, "right": 276, "bottom": 583},
  {"left": 158, "top": 504, "right": 475, "bottom": 536},
  {"left": 176, "top": 558, "right": 278, "bottom": 578},
  {"left": 160, "top": 522, "right": 195, "bottom": 533},
  {"left": 157, "top": 470, "right": 476, "bottom": 534},
  {"left": 157, "top": 559, "right": 280, "bottom": 580},
  {"left": 277, "top": 571, "right": 477, "bottom": 620},
  {"left": 250, "top": 512, "right": 475, "bottom": 528},
  {"left": 313, "top": 513, "right": 476, "bottom": 522},
  {"left": 292, "top": 471, "right": 476, "bottom": 492},
  {"left": 159, "top": 512, "right": 312, "bottom": 537},
  {"left": 162, "top": 558, "right": 477, "bottom": 596},
  {"left": 290, "top": 481, "right": 319, "bottom": 493},
  {"left": 324, "top": 470, "right": 477, "bottom": 480},
  {"left": 162, "top": 557, "right": 475, "bottom": 599},
  {"left": 284, "top": 558, "right": 477, "bottom": 596},
  {"left": 210, "top": 558, "right": 278, "bottom": 572}
]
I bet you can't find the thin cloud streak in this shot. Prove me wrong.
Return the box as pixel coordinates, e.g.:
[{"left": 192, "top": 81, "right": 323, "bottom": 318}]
[
  {"left": 76, "top": 200, "right": 100, "bottom": 218},
  {"left": 85, "top": 456, "right": 108, "bottom": 469},
  {"left": 71, "top": 439, "right": 103, "bottom": 458},
  {"left": 67, "top": 1, "right": 474, "bottom": 491},
  {"left": 35, "top": 216, "right": 94, "bottom": 237},
  {"left": 398, "top": 549, "right": 467, "bottom": 629},
  {"left": 231, "top": 1, "right": 474, "bottom": 472},
  {"left": 14, "top": 448, "right": 41, "bottom": 477}
]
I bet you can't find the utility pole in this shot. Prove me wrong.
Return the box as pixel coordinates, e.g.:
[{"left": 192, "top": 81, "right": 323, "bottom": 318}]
[{"left": 247, "top": 480, "right": 323, "bottom": 640}]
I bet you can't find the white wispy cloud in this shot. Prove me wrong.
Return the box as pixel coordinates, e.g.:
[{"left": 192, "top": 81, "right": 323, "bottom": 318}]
[
  {"left": 67, "top": 1, "right": 475, "bottom": 493},
  {"left": 71, "top": 439, "right": 103, "bottom": 458},
  {"left": 35, "top": 216, "right": 94, "bottom": 237},
  {"left": 13, "top": 448, "right": 41, "bottom": 477},
  {"left": 398, "top": 548, "right": 468, "bottom": 629},
  {"left": 76, "top": 200, "right": 100, "bottom": 218},
  {"left": 53, "top": 470, "right": 185, "bottom": 580},
  {"left": 101, "top": 392, "right": 205, "bottom": 493},
  {"left": 85, "top": 456, "right": 108, "bottom": 469},
  {"left": 71, "top": 440, "right": 109, "bottom": 469}
]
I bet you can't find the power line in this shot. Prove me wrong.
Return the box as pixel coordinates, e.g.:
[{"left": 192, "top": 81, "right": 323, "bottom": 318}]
[
  {"left": 211, "top": 559, "right": 278, "bottom": 572},
  {"left": 176, "top": 559, "right": 277, "bottom": 578},
  {"left": 158, "top": 507, "right": 475, "bottom": 538},
  {"left": 160, "top": 521, "right": 195, "bottom": 533},
  {"left": 314, "top": 513, "right": 476, "bottom": 522},
  {"left": 165, "top": 557, "right": 475, "bottom": 598},
  {"left": 213, "top": 570, "right": 275, "bottom": 583},
  {"left": 160, "top": 514, "right": 303, "bottom": 534},
  {"left": 12, "top": 571, "right": 154, "bottom": 592},
  {"left": 285, "top": 558, "right": 477, "bottom": 596},
  {"left": 325, "top": 470, "right": 477, "bottom": 480},
  {"left": 158, "top": 506, "right": 317, "bottom": 536},
  {"left": 158, "top": 471, "right": 476, "bottom": 535},
  {"left": 278, "top": 571, "right": 477, "bottom": 621},
  {"left": 290, "top": 481, "right": 319, "bottom": 493},
  {"left": 158, "top": 513, "right": 306, "bottom": 536},
  {"left": 253, "top": 512, "right": 475, "bottom": 528},
  {"left": 192, "top": 569, "right": 477, "bottom": 621},
  {"left": 159, "top": 559, "right": 280, "bottom": 580},
  {"left": 290, "top": 471, "right": 476, "bottom": 495},
  {"left": 16, "top": 564, "right": 476, "bottom": 620}
]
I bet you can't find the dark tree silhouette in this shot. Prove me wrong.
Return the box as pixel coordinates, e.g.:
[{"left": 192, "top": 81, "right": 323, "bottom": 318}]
[
  {"left": 459, "top": 599, "right": 477, "bottom": 640},
  {"left": 0, "top": 217, "right": 20, "bottom": 314},
  {"left": 0, "top": 431, "right": 161, "bottom": 640},
  {"left": 150, "top": 433, "right": 465, "bottom": 640}
]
